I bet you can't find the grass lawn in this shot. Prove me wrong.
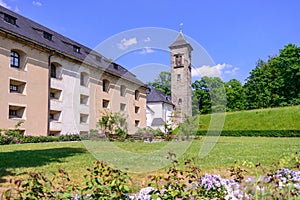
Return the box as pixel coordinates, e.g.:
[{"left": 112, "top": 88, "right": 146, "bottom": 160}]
[
  {"left": 1, "top": 137, "right": 300, "bottom": 191},
  {"left": 198, "top": 105, "right": 300, "bottom": 130}
]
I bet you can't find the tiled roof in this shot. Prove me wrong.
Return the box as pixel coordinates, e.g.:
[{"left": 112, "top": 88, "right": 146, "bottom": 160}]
[
  {"left": 169, "top": 32, "right": 193, "bottom": 50},
  {"left": 151, "top": 118, "right": 165, "bottom": 126},
  {"left": 0, "top": 5, "right": 145, "bottom": 86},
  {"left": 146, "top": 87, "right": 173, "bottom": 105}
]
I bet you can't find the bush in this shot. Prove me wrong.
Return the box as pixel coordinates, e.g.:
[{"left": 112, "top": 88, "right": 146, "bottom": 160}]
[
  {"left": 97, "top": 111, "right": 128, "bottom": 141},
  {"left": 3, "top": 161, "right": 131, "bottom": 200},
  {"left": 0, "top": 127, "right": 81, "bottom": 145}
]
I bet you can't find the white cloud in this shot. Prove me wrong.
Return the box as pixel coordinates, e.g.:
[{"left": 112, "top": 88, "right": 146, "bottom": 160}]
[
  {"left": 32, "top": 1, "right": 42, "bottom": 6},
  {"left": 139, "top": 47, "right": 154, "bottom": 55},
  {"left": 224, "top": 67, "right": 239, "bottom": 75},
  {"left": 192, "top": 63, "right": 239, "bottom": 78},
  {"left": 117, "top": 37, "right": 137, "bottom": 50},
  {"left": 144, "top": 37, "right": 151, "bottom": 43},
  {"left": 0, "top": 0, "right": 10, "bottom": 9}
]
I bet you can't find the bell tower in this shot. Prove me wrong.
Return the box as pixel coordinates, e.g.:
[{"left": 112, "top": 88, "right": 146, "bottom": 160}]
[{"left": 169, "top": 31, "right": 193, "bottom": 125}]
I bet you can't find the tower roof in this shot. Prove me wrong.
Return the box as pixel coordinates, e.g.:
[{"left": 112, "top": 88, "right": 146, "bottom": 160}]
[{"left": 169, "top": 32, "right": 193, "bottom": 50}]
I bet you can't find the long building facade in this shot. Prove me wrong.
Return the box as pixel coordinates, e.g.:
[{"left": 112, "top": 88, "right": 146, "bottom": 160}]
[{"left": 0, "top": 6, "right": 147, "bottom": 136}]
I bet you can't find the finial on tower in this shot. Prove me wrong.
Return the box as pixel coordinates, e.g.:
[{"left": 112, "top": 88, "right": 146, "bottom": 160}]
[{"left": 179, "top": 22, "right": 183, "bottom": 33}]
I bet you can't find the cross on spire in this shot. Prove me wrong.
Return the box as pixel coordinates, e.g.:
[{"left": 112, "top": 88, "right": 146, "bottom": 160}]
[{"left": 179, "top": 23, "right": 183, "bottom": 33}]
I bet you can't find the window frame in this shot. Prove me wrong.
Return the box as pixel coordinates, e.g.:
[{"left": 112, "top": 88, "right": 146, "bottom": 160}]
[
  {"left": 102, "top": 79, "right": 110, "bottom": 92},
  {"left": 10, "top": 51, "right": 20, "bottom": 68},
  {"left": 50, "top": 64, "right": 57, "bottom": 78},
  {"left": 4, "top": 13, "right": 16, "bottom": 25},
  {"left": 135, "top": 90, "right": 140, "bottom": 100},
  {"left": 120, "top": 85, "right": 126, "bottom": 96}
]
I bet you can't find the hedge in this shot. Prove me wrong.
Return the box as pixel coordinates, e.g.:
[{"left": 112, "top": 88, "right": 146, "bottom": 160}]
[{"left": 195, "top": 130, "right": 300, "bottom": 137}]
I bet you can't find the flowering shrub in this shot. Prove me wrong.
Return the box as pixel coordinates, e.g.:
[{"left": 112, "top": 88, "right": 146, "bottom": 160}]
[{"left": 198, "top": 174, "right": 235, "bottom": 199}]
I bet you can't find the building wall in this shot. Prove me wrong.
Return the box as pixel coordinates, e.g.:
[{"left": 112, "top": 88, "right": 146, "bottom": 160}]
[
  {"left": 0, "top": 35, "right": 147, "bottom": 136},
  {"left": 0, "top": 34, "right": 49, "bottom": 136},
  {"left": 146, "top": 102, "right": 173, "bottom": 131},
  {"left": 90, "top": 69, "right": 147, "bottom": 134}
]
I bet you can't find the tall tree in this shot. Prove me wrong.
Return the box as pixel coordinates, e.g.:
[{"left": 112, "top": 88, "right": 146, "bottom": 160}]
[
  {"left": 192, "top": 76, "right": 226, "bottom": 114},
  {"left": 225, "top": 79, "right": 247, "bottom": 111},
  {"left": 244, "top": 44, "right": 300, "bottom": 109},
  {"left": 148, "top": 71, "right": 171, "bottom": 95}
]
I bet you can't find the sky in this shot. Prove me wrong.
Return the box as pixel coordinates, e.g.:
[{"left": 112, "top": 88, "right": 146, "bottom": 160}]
[{"left": 1, "top": 0, "right": 300, "bottom": 83}]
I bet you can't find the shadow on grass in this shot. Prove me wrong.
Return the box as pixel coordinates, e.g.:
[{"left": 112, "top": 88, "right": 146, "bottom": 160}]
[{"left": 0, "top": 147, "right": 86, "bottom": 183}]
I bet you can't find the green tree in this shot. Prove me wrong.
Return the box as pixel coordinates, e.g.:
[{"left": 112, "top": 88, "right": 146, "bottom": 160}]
[
  {"left": 192, "top": 76, "right": 226, "bottom": 114},
  {"left": 97, "top": 111, "right": 128, "bottom": 140},
  {"left": 244, "top": 44, "right": 300, "bottom": 109},
  {"left": 225, "top": 79, "right": 247, "bottom": 111},
  {"left": 148, "top": 71, "right": 171, "bottom": 95}
]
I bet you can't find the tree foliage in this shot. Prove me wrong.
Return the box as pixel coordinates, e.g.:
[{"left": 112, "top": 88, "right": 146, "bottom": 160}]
[
  {"left": 192, "top": 76, "right": 226, "bottom": 114},
  {"left": 244, "top": 44, "right": 300, "bottom": 109},
  {"left": 147, "top": 44, "right": 300, "bottom": 114},
  {"left": 224, "top": 79, "right": 247, "bottom": 111},
  {"left": 148, "top": 71, "right": 171, "bottom": 95}
]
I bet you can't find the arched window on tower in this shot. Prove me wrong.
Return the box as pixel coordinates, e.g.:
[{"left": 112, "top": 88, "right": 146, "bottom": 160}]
[
  {"left": 178, "top": 98, "right": 182, "bottom": 105},
  {"left": 174, "top": 54, "right": 183, "bottom": 67}
]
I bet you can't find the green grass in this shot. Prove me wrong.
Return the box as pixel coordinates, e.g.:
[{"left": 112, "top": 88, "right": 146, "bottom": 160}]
[
  {"left": 198, "top": 105, "right": 300, "bottom": 130},
  {"left": 1, "top": 137, "right": 300, "bottom": 190}
]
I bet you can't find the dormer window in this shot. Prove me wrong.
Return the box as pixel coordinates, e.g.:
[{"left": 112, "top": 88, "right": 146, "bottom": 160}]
[
  {"left": 73, "top": 45, "right": 80, "bottom": 53},
  {"left": 4, "top": 13, "right": 16, "bottom": 25},
  {"left": 43, "top": 31, "right": 52, "bottom": 41},
  {"left": 95, "top": 55, "right": 101, "bottom": 62},
  {"left": 113, "top": 63, "right": 119, "bottom": 70}
]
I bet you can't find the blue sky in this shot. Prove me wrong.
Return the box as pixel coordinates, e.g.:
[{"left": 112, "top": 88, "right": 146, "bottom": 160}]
[{"left": 1, "top": 0, "right": 300, "bottom": 83}]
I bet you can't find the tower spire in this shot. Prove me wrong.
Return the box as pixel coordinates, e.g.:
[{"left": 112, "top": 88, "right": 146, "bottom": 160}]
[{"left": 179, "top": 22, "right": 183, "bottom": 33}]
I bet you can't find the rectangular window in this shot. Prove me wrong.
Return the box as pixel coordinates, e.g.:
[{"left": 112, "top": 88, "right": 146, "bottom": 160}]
[
  {"left": 120, "top": 85, "right": 126, "bottom": 96},
  {"left": 10, "top": 51, "right": 19, "bottom": 68},
  {"left": 103, "top": 80, "right": 110, "bottom": 92},
  {"left": 49, "top": 110, "right": 61, "bottom": 121},
  {"left": 50, "top": 88, "right": 62, "bottom": 100},
  {"left": 73, "top": 45, "right": 80, "bottom": 53},
  {"left": 102, "top": 99, "right": 109, "bottom": 108},
  {"left": 135, "top": 106, "right": 140, "bottom": 114},
  {"left": 43, "top": 31, "right": 52, "bottom": 41},
  {"left": 95, "top": 55, "right": 102, "bottom": 62},
  {"left": 80, "top": 94, "right": 89, "bottom": 105},
  {"left": 120, "top": 103, "right": 126, "bottom": 112},
  {"left": 174, "top": 54, "right": 183, "bottom": 67},
  {"left": 9, "top": 79, "right": 26, "bottom": 94},
  {"left": 135, "top": 120, "right": 140, "bottom": 127},
  {"left": 80, "top": 114, "right": 89, "bottom": 124},
  {"left": 177, "top": 74, "right": 181, "bottom": 81},
  {"left": 80, "top": 72, "right": 89, "bottom": 87},
  {"left": 9, "top": 105, "right": 25, "bottom": 119},
  {"left": 113, "top": 63, "right": 119, "bottom": 70},
  {"left": 4, "top": 13, "right": 16, "bottom": 25}
]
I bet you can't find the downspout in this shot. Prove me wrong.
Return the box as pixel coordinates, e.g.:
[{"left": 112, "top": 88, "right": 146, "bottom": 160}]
[{"left": 47, "top": 54, "right": 53, "bottom": 135}]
